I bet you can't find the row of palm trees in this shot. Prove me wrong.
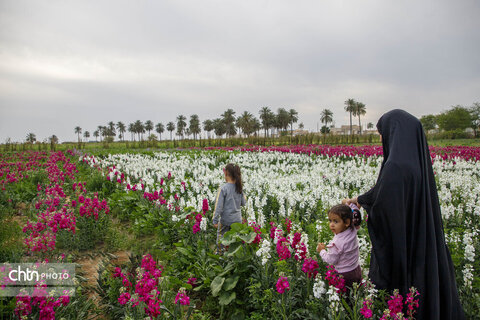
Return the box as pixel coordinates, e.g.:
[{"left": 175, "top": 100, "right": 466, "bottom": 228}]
[
  {"left": 319, "top": 99, "right": 368, "bottom": 135},
  {"left": 74, "top": 107, "right": 302, "bottom": 142},
  {"left": 27, "top": 102, "right": 369, "bottom": 144},
  {"left": 73, "top": 102, "right": 368, "bottom": 143}
]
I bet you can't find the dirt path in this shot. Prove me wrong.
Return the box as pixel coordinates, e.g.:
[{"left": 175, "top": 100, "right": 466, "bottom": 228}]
[{"left": 76, "top": 250, "right": 131, "bottom": 312}]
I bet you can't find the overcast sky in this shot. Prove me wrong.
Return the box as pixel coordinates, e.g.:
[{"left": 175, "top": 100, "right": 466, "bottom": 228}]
[{"left": 1, "top": 0, "right": 479, "bottom": 142}]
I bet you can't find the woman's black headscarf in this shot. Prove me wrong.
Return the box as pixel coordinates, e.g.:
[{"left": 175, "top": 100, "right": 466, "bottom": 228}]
[{"left": 358, "top": 109, "right": 464, "bottom": 319}]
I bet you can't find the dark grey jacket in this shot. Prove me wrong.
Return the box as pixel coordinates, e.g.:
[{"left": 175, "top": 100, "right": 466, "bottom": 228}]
[{"left": 212, "top": 183, "right": 246, "bottom": 226}]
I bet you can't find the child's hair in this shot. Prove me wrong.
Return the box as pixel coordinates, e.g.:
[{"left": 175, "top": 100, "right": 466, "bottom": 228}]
[
  {"left": 224, "top": 163, "right": 243, "bottom": 194},
  {"left": 328, "top": 204, "right": 361, "bottom": 229}
]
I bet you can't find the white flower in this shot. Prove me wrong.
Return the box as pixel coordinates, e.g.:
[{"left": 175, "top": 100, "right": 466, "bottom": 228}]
[
  {"left": 313, "top": 274, "right": 326, "bottom": 298},
  {"left": 200, "top": 216, "right": 207, "bottom": 231},
  {"left": 463, "top": 264, "right": 473, "bottom": 289},
  {"left": 255, "top": 239, "right": 271, "bottom": 266},
  {"left": 327, "top": 286, "right": 340, "bottom": 312}
]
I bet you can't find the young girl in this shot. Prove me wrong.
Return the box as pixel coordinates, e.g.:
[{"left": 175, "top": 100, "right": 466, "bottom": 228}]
[
  {"left": 212, "top": 163, "right": 246, "bottom": 252},
  {"left": 316, "top": 203, "right": 362, "bottom": 289}
]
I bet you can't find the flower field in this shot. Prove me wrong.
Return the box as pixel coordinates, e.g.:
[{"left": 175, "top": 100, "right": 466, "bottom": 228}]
[{"left": 1, "top": 145, "right": 479, "bottom": 319}]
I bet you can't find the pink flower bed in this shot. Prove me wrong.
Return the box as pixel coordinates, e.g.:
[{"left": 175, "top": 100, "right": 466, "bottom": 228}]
[{"left": 191, "top": 144, "right": 480, "bottom": 161}]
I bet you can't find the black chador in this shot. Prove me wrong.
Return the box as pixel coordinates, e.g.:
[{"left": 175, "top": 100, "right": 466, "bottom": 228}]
[{"left": 358, "top": 109, "right": 465, "bottom": 319}]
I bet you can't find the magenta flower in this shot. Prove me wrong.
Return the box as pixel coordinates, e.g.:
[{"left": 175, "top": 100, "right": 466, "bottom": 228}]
[
  {"left": 360, "top": 299, "right": 373, "bottom": 318},
  {"left": 202, "top": 198, "right": 209, "bottom": 212},
  {"left": 276, "top": 276, "right": 290, "bottom": 294},
  {"left": 187, "top": 277, "right": 197, "bottom": 287},
  {"left": 302, "top": 258, "right": 319, "bottom": 278},
  {"left": 276, "top": 237, "right": 291, "bottom": 260},
  {"left": 118, "top": 292, "right": 131, "bottom": 305},
  {"left": 174, "top": 289, "right": 190, "bottom": 305},
  {"left": 325, "top": 265, "right": 346, "bottom": 294}
]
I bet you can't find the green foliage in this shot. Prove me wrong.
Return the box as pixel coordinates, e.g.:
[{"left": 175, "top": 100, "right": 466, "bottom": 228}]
[
  {"left": 437, "top": 106, "right": 473, "bottom": 131},
  {"left": 420, "top": 114, "right": 437, "bottom": 131},
  {"left": 56, "top": 214, "right": 110, "bottom": 251},
  {"left": 0, "top": 215, "right": 24, "bottom": 263}
]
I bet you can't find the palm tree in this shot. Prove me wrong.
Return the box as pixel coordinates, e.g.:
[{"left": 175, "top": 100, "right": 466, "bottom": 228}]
[
  {"left": 100, "top": 126, "right": 107, "bottom": 141},
  {"left": 189, "top": 115, "right": 201, "bottom": 140},
  {"left": 26, "top": 133, "right": 36, "bottom": 144},
  {"left": 299, "top": 122, "right": 304, "bottom": 129},
  {"left": 176, "top": 115, "right": 187, "bottom": 139},
  {"left": 320, "top": 109, "right": 334, "bottom": 129},
  {"left": 276, "top": 108, "right": 290, "bottom": 133},
  {"left": 237, "top": 111, "right": 255, "bottom": 137},
  {"left": 128, "top": 123, "right": 135, "bottom": 141},
  {"left": 167, "top": 122, "right": 175, "bottom": 140},
  {"left": 213, "top": 118, "right": 226, "bottom": 138},
  {"left": 48, "top": 134, "right": 58, "bottom": 150},
  {"left": 74, "top": 126, "right": 82, "bottom": 143},
  {"left": 344, "top": 98, "right": 356, "bottom": 136},
  {"left": 155, "top": 123, "right": 164, "bottom": 140},
  {"left": 134, "top": 120, "right": 144, "bottom": 141},
  {"left": 117, "top": 122, "right": 126, "bottom": 141},
  {"left": 93, "top": 130, "right": 99, "bottom": 142},
  {"left": 354, "top": 102, "right": 366, "bottom": 134},
  {"left": 145, "top": 120, "right": 154, "bottom": 137},
  {"left": 83, "top": 131, "right": 90, "bottom": 141},
  {"left": 222, "top": 109, "right": 236, "bottom": 137},
  {"left": 259, "top": 107, "right": 274, "bottom": 138},
  {"left": 288, "top": 108, "right": 299, "bottom": 136},
  {"left": 252, "top": 118, "right": 261, "bottom": 137},
  {"left": 203, "top": 119, "right": 214, "bottom": 139},
  {"left": 367, "top": 122, "right": 374, "bottom": 130},
  {"left": 97, "top": 125, "right": 103, "bottom": 142},
  {"left": 107, "top": 121, "right": 116, "bottom": 139}
]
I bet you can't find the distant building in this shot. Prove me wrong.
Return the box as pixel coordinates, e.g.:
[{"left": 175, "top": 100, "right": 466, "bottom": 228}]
[
  {"left": 328, "top": 125, "right": 379, "bottom": 135},
  {"left": 292, "top": 129, "right": 309, "bottom": 136}
]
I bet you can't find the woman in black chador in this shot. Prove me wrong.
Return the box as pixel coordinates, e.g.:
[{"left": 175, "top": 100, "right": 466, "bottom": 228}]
[{"left": 347, "top": 109, "right": 464, "bottom": 319}]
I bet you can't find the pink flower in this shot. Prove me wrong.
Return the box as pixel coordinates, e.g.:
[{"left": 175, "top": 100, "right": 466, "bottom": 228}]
[
  {"left": 405, "top": 287, "right": 420, "bottom": 318},
  {"left": 187, "top": 277, "right": 197, "bottom": 287},
  {"left": 276, "top": 276, "right": 290, "bottom": 294},
  {"left": 118, "top": 292, "right": 131, "bottom": 305},
  {"left": 276, "top": 237, "right": 291, "bottom": 260},
  {"left": 174, "top": 289, "right": 190, "bottom": 305},
  {"left": 202, "top": 198, "right": 209, "bottom": 212},
  {"left": 360, "top": 299, "right": 373, "bottom": 318},
  {"left": 301, "top": 258, "right": 319, "bottom": 278},
  {"left": 192, "top": 223, "right": 200, "bottom": 234},
  {"left": 387, "top": 290, "right": 403, "bottom": 315},
  {"left": 325, "top": 265, "right": 346, "bottom": 294}
]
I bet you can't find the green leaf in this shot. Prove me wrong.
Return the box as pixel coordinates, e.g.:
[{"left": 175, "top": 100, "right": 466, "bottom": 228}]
[
  {"left": 211, "top": 276, "right": 225, "bottom": 297},
  {"left": 230, "top": 223, "right": 246, "bottom": 232},
  {"left": 176, "top": 247, "right": 192, "bottom": 257},
  {"left": 193, "top": 284, "right": 205, "bottom": 291},
  {"left": 341, "top": 298, "right": 354, "bottom": 318},
  {"left": 223, "top": 275, "right": 240, "bottom": 291},
  {"left": 225, "top": 243, "right": 242, "bottom": 257},
  {"left": 238, "top": 231, "right": 256, "bottom": 244},
  {"left": 218, "top": 262, "right": 235, "bottom": 277},
  {"left": 219, "top": 290, "right": 236, "bottom": 306}
]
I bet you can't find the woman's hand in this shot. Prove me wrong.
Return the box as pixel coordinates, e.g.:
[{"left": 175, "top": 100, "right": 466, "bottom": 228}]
[
  {"left": 213, "top": 224, "right": 218, "bottom": 228},
  {"left": 316, "top": 243, "right": 326, "bottom": 252}
]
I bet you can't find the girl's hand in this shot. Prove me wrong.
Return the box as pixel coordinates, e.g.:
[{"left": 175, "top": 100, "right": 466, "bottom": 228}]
[
  {"left": 213, "top": 224, "right": 218, "bottom": 228},
  {"left": 343, "top": 197, "right": 361, "bottom": 208},
  {"left": 316, "top": 243, "right": 326, "bottom": 252}
]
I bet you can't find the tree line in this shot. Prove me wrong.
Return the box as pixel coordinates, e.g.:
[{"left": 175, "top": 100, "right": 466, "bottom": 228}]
[
  {"left": 23, "top": 99, "right": 369, "bottom": 144},
  {"left": 420, "top": 102, "right": 480, "bottom": 137}
]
